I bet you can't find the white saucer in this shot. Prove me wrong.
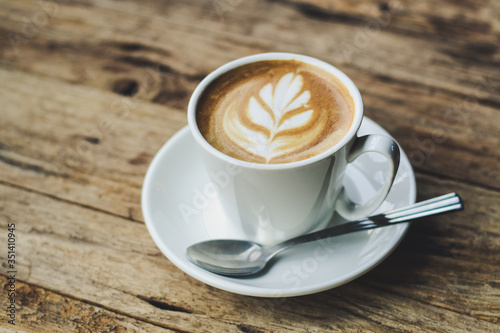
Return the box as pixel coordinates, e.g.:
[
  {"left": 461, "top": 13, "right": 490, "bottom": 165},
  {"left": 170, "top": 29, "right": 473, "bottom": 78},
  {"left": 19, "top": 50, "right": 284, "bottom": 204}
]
[{"left": 142, "top": 118, "right": 416, "bottom": 297}]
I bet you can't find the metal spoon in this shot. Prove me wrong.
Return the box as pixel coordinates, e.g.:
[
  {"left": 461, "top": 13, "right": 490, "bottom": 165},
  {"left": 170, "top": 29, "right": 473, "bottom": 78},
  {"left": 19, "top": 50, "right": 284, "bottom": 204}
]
[{"left": 187, "top": 193, "right": 463, "bottom": 277}]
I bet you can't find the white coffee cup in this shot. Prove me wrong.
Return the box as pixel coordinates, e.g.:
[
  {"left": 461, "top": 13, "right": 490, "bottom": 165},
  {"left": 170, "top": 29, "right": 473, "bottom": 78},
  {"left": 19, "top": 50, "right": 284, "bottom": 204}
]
[{"left": 187, "top": 53, "right": 400, "bottom": 245}]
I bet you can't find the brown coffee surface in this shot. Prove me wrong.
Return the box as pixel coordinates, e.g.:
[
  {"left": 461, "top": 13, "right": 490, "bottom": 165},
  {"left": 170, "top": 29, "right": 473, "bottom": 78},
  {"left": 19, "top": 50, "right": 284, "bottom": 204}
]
[{"left": 196, "top": 60, "right": 355, "bottom": 164}]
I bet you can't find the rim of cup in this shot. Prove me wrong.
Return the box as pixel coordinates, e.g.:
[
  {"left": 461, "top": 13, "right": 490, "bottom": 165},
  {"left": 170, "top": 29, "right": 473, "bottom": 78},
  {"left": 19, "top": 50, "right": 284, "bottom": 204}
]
[{"left": 187, "top": 52, "right": 364, "bottom": 170}]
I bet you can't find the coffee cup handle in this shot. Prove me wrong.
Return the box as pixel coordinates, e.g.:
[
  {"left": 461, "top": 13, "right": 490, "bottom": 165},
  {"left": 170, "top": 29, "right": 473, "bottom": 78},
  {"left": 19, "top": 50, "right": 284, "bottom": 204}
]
[{"left": 336, "top": 134, "right": 401, "bottom": 220}]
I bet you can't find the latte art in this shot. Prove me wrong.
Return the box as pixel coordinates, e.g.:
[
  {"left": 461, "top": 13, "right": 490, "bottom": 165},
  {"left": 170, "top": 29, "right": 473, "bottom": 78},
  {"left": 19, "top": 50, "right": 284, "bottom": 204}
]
[
  {"left": 197, "top": 60, "right": 354, "bottom": 164},
  {"left": 225, "top": 72, "right": 316, "bottom": 162}
]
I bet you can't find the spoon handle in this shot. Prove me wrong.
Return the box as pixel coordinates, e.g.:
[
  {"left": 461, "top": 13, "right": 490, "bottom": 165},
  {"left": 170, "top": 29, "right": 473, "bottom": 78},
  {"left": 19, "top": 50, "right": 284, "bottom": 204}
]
[{"left": 275, "top": 193, "right": 463, "bottom": 252}]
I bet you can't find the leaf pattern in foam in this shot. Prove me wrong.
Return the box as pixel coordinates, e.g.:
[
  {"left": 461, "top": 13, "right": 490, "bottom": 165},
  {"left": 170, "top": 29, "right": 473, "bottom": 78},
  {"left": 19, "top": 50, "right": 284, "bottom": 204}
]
[
  {"left": 248, "top": 97, "right": 273, "bottom": 130},
  {"left": 278, "top": 109, "right": 313, "bottom": 132},
  {"left": 274, "top": 73, "right": 303, "bottom": 118},
  {"left": 227, "top": 72, "right": 314, "bottom": 162}
]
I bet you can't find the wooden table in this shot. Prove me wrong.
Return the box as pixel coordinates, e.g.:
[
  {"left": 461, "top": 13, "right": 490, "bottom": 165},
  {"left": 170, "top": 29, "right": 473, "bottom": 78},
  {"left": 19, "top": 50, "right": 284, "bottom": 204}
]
[{"left": 1, "top": 0, "right": 499, "bottom": 331}]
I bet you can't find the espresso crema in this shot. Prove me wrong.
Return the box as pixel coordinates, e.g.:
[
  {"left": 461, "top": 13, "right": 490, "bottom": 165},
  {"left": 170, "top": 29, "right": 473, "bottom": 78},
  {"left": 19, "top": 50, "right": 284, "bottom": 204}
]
[{"left": 196, "top": 60, "right": 355, "bottom": 164}]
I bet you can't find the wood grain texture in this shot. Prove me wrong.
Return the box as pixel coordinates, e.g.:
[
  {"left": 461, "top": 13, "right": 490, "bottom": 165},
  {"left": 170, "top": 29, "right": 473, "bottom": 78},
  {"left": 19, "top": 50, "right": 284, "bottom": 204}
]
[
  {"left": 0, "top": 276, "right": 177, "bottom": 333},
  {"left": 0, "top": 0, "right": 499, "bottom": 331}
]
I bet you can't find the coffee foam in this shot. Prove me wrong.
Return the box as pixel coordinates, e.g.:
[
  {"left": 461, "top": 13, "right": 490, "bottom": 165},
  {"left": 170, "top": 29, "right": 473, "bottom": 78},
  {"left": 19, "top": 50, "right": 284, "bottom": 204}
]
[{"left": 197, "top": 60, "right": 354, "bottom": 164}]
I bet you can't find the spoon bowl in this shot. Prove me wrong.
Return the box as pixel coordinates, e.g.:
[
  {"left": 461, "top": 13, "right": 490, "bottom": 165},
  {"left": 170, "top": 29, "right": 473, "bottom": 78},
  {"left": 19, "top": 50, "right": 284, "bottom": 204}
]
[{"left": 187, "top": 240, "right": 269, "bottom": 276}]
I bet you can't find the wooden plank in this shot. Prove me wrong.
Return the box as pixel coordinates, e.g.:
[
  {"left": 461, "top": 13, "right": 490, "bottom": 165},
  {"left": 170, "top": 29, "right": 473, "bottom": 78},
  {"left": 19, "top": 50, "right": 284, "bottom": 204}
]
[
  {"left": 0, "top": 66, "right": 186, "bottom": 221},
  {"left": 0, "top": 276, "right": 176, "bottom": 333},
  {"left": 0, "top": 178, "right": 498, "bottom": 331},
  {"left": 0, "top": 0, "right": 498, "bottom": 104},
  {"left": 273, "top": 0, "right": 500, "bottom": 43},
  {"left": 356, "top": 71, "right": 500, "bottom": 190}
]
